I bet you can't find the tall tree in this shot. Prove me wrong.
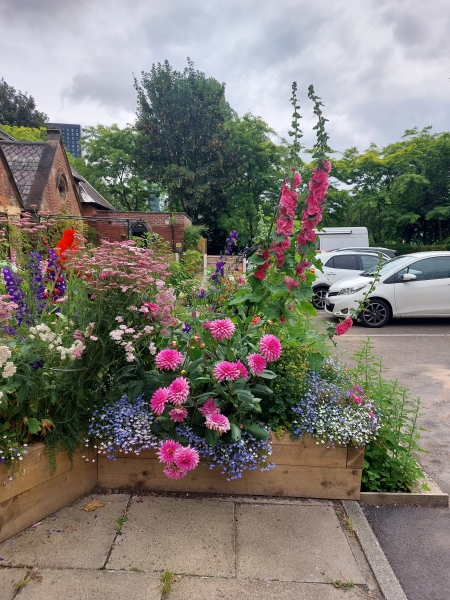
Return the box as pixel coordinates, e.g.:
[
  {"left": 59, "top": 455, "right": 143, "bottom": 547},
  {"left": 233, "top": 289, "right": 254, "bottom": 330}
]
[
  {"left": 72, "top": 124, "right": 159, "bottom": 212},
  {"left": 134, "top": 59, "right": 238, "bottom": 239},
  {"left": 0, "top": 78, "right": 47, "bottom": 128}
]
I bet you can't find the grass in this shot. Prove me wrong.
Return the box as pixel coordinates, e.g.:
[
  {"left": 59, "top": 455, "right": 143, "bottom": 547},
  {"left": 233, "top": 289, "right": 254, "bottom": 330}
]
[{"left": 161, "top": 569, "right": 175, "bottom": 595}]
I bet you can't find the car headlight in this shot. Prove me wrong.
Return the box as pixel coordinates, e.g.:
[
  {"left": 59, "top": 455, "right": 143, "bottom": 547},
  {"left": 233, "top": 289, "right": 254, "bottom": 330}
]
[{"left": 338, "top": 284, "right": 367, "bottom": 295}]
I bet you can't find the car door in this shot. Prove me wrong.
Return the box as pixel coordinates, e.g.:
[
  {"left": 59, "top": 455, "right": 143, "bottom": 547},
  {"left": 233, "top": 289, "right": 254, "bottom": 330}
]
[
  {"left": 393, "top": 257, "right": 450, "bottom": 315},
  {"left": 322, "top": 254, "right": 361, "bottom": 285}
]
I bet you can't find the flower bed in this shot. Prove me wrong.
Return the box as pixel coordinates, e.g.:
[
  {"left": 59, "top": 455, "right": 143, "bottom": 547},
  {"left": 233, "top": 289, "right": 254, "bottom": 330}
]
[{"left": 0, "top": 443, "right": 96, "bottom": 543}]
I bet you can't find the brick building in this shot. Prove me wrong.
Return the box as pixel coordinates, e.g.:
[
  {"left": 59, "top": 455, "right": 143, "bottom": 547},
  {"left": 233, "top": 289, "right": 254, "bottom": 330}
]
[
  {"left": 0, "top": 126, "right": 192, "bottom": 249},
  {"left": 0, "top": 128, "right": 83, "bottom": 216}
]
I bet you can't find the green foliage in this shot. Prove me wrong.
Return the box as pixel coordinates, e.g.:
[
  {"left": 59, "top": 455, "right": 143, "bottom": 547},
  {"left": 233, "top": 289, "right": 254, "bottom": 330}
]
[
  {"left": 259, "top": 345, "right": 310, "bottom": 429},
  {"left": 331, "top": 127, "right": 450, "bottom": 245},
  {"left": 134, "top": 59, "right": 239, "bottom": 250},
  {"left": 349, "top": 341, "right": 426, "bottom": 492},
  {"left": 0, "top": 78, "right": 48, "bottom": 128},
  {"left": 180, "top": 250, "right": 203, "bottom": 275},
  {"left": 183, "top": 224, "right": 207, "bottom": 250},
  {"left": 76, "top": 124, "right": 158, "bottom": 211},
  {"left": 160, "top": 570, "right": 175, "bottom": 595},
  {"left": 0, "top": 124, "right": 47, "bottom": 141},
  {"left": 132, "top": 231, "right": 172, "bottom": 255}
]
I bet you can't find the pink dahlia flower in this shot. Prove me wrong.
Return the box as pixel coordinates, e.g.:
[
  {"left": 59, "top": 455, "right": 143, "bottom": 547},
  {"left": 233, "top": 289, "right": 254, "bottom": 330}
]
[
  {"left": 198, "top": 397, "right": 220, "bottom": 417},
  {"left": 259, "top": 334, "right": 282, "bottom": 362},
  {"left": 247, "top": 353, "right": 266, "bottom": 376},
  {"left": 163, "top": 464, "right": 188, "bottom": 480},
  {"left": 209, "top": 319, "right": 235, "bottom": 341},
  {"left": 213, "top": 361, "right": 241, "bottom": 382},
  {"left": 235, "top": 360, "right": 248, "bottom": 379},
  {"left": 157, "top": 439, "right": 182, "bottom": 464},
  {"left": 173, "top": 445, "right": 199, "bottom": 471},
  {"left": 169, "top": 407, "right": 188, "bottom": 422},
  {"left": 205, "top": 413, "right": 230, "bottom": 435},
  {"left": 167, "top": 377, "right": 190, "bottom": 405},
  {"left": 155, "top": 348, "right": 184, "bottom": 370},
  {"left": 150, "top": 387, "right": 169, "bottom": 415},
  {"left": 335, "top": 316, "right": 353, "bottom": 336}
]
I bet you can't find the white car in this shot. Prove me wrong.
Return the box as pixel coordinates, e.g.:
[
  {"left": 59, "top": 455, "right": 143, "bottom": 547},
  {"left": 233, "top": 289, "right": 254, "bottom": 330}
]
[
  {"left": 312, "top": 250, "right": 388, "bottom": 309},
  {"left": 324, "top": 251, "right": 450, "bottom": 327}
]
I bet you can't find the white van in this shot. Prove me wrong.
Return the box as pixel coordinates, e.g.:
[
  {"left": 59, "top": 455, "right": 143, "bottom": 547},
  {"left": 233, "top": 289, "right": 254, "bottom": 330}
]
[{"left": 315, "top": 227, "right": 369, "bottom": 252}]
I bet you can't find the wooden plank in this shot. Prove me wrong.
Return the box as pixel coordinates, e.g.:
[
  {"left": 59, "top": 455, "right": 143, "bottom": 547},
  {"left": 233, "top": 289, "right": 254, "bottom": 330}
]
[
  {"left": 0, "top": 444, "right": 95, "bottom": 503},
  {"left": 98, "top": 456, "right": 361, "bottom": 500},
  {"left": 112, "top": 435, "right": 348, "bottom": 469},
  {"left": 346, "top": 446, "right": 365, "bottom": 469},
  {"left": 0, "top": 460, "right": 97, "bottom": 543}
]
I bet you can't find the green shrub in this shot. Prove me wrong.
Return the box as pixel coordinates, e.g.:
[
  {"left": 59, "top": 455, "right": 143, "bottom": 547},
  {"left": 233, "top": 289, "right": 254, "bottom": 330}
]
[{"left": 349, "top": 341, "right": 426, "bottom": 492}]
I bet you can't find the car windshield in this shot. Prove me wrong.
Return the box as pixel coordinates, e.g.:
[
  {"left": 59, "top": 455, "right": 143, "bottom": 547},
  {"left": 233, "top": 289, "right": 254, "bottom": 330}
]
[{"left": 360, "top": 255, "right": 413, "bottom": 277}]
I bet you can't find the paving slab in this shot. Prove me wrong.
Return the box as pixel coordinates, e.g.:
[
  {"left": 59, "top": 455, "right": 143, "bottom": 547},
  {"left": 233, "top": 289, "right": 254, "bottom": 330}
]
[
  {"left": 169, "top": 576, "right": 368, "bottom": 599},
  {"left": 16, "top": 568, "right": 161, "bottom": 600},
  {"left": 236, "top": 504, "right": 364, "bottom": 583},
  {"left": 0, "top": 494, "right": 129, "bottom": 569},
  {"left": 0, "top": 567, "right": 28, "bottom": 600},
  {"left": 108, "top": 496, "right": 235, "bottom": 577}
]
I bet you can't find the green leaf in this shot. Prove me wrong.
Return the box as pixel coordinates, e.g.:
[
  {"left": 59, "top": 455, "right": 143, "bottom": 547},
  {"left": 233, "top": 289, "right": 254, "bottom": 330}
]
[
  {"left": 258, "top": 370, "right": 277, "bottom": 380},
  {"left": 205, "top": 428, "right": 219, "bottom": 445},
  {"left": 27, "top": 418, "right": 41, "bottom": 434},
  {"left": 189, "top": 347, "right": 202, "bottom": 360},
  {"left": 244, "top": 424, "right": 270, "bottom": 439},
  {"left": 230, "top": 423, "right": 241, "bottom": 441},
  {"left": 127, "top": 380, "right": 144, "bottom": 402}
]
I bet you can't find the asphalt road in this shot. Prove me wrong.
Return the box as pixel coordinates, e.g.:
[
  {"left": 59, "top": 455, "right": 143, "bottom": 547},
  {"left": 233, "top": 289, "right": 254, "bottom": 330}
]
[{"left": 316, "top": 313, "right": 450, "bottom": 600}]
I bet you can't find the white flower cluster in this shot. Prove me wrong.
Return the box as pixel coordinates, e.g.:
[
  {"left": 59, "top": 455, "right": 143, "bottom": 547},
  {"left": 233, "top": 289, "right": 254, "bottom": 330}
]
[
  {"left": 29, "top": 324, "right": 84, "bottom": 360},
  {"left": 0, "top": 344, "right": 16, "bottom": 379}
]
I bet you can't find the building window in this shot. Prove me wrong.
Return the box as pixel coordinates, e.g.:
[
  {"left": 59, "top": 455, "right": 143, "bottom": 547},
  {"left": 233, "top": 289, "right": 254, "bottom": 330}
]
[{"left": 56, "top": 172, "right": 68, "bottom": 202}]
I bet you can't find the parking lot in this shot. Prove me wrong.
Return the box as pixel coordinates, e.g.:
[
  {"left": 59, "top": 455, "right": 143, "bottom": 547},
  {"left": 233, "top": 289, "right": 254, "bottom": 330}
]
[{"left": 316, "top": 313, "right": 450, "bottom": 494}]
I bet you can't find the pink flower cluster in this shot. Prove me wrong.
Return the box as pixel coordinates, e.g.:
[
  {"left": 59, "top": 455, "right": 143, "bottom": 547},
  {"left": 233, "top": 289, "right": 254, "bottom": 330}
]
[
  {"left": 0, "top": 295, "right": 18, "bottom": 325},
  {"left": 335, "top": 316, "right": 353, "bottom": 336},
  {"left": 150, "top": 377, "right": 190, "bottom": 417},
  {"left": 213, "top": 360, "right": 247, "bottom": 382},
  {"left": 199, "top": 397, "right": 230, "bottom": 434},
  {"left": 247, "top": 334, "right": 282, "bottom": 375},
  {"left": 296, "top": 161, "right": 331, "bottom": 278},
  {"left": 157, "top": 439, "right": 199, "bottom": 479},
  {"left": 155, "top": 348, "right": 183, "bottom": 370}
]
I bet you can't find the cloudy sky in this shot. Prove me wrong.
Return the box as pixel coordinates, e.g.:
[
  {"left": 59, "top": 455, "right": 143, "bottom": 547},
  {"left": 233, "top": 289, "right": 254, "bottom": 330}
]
[{"left": 1, "top": 0, "right": 449, "bottom": 152}]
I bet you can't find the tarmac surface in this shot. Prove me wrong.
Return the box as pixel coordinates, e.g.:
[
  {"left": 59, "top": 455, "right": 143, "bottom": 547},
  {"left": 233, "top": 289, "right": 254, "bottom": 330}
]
[
  {"left": 0, "top": 492, "right": 383, "bottom": 600},
  {"left": 325, "top": 314, "right": 450, "bottom": 600}
]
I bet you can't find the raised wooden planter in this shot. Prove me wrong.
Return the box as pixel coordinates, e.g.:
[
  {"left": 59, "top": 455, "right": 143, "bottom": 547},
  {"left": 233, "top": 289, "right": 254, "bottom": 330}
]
[
  {"left": 0, "top": 444, "right": 97, "bottom": 543},
  {"left": 0, "top": 434, "right": 363, "bottom": 544},
  {"left": 98, "top": 433, "right": 364, "bottom": 500}
]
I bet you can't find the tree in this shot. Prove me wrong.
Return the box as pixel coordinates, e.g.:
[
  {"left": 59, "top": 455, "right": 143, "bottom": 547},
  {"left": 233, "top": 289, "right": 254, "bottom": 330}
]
[
  {"left": 0, "top": 124, "right": 47, "bottom": 141},
  {"left": 72, "top": 124, "right": 160, "bottom": 212},
  {"left": 0, "top": 78, "right": 47, "bottom": 128},
  {"left": 332, "top": 128, "right": 450, "bottom": 245},
  {"left": 219, "top": 114, "right": 286, "bottom": 246},
  {"left": 134, "top": 59, "right": 238, "bottom": 239}
]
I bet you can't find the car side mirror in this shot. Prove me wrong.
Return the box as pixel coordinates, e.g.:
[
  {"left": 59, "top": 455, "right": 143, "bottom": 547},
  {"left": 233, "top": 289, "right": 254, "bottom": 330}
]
[{"left": 401, "top": 273, "right": 417, "bottom": 281}]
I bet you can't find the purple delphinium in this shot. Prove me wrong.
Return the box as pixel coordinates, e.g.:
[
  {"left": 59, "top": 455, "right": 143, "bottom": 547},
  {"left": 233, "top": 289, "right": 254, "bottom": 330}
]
[
  {"left": 175, "top": 423, "right": 275, "bottom": 481},
  {"left": 2, "top": 268, "right": 30, "bottom": 326},
  {"left": 211, "top": 258, "right": 225, "bottom": 282},
  {"left": 224, "top": 230, "right": 238, "bottom": 256},
  {"left": 182, "top": 322, "right": 191, "bottom": 333},
  {"left": 29, "top": 251, "right": 46, "bottom": 317},
  {"left": 198, "top": 289, "right": 206, "bottom": 299}
]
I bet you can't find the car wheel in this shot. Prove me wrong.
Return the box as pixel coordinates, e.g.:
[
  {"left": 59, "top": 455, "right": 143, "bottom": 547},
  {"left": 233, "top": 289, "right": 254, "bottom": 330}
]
[
  {"left": 312, "top": 286, "right": 329, "bottom": 310},
  {"left": 359, "top": 299, "right": 391, "bottom": 328}
]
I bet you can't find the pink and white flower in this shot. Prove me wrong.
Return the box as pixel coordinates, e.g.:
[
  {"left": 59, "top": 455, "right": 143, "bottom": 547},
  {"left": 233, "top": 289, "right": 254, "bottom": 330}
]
[
  {"left": 167, "top": 377, "right": 190, "bottom": 405},
  {"left": 157, "top": 439, "right": 181, "bottom": 464},
  {"left": 155, "top": 348, "right": 184, "bottom": 370},
  {"left": 259, "top": 334, "right": 282, "bottom": 362},
  {"left": 213, "top": 361, "right": 241, "bottom": 382},
  {"left": 169, "top": 407, "right": 188, "bottom": 422},
  {"left": 198, "top": 397, "right": 220, "bottom": 417},
  {"left": 205, "top": 413, "right": 230, "bottom": 435},
  {"left": 163, "top": 464, "right": 188, "bottom": 479},
  {"left": 173, "top": 445, "right": 199, "bottom": 471},
  {"left": 150, "top": 388, "right": 170, "bottom": 415},
  {"left": 209, "top": 319, "right": 235, "bottom": 341},
  {"left": 247, "top": 353, "right": 266, "bottom": 376}
]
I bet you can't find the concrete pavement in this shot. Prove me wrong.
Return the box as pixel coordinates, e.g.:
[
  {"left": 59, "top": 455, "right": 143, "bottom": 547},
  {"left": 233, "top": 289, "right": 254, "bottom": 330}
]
[{"left": 0, "top": 491, "right": 385, "bottom": 600}]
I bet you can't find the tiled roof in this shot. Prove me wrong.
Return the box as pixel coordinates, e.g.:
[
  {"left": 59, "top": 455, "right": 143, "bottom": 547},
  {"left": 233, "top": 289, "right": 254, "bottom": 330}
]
[
  {"left": 0, "top": 128, "right": 16, "bottom": 141},
  {"left": 71, "top": 167, "right": 115, "bottom": 210},
  {"left": 0, "top": 141, "right": 45, "bottom": 202}
]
